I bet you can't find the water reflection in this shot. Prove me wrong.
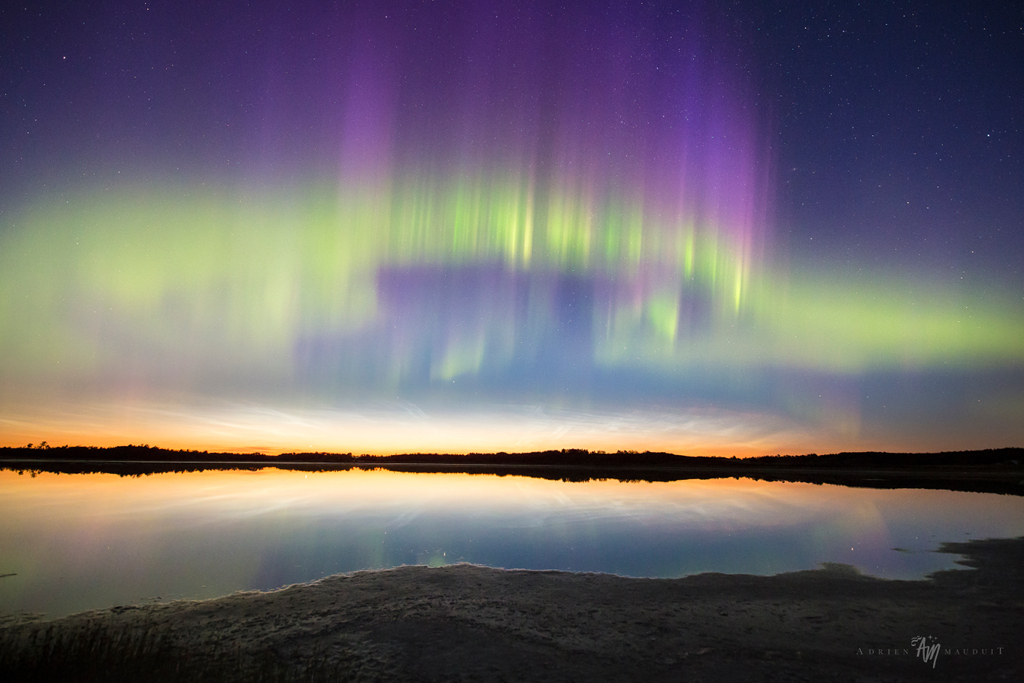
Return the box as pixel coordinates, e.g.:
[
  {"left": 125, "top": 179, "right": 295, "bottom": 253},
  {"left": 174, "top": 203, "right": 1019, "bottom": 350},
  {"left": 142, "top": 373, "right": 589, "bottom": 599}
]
[{"left": 1, "top": 468, "right": 1022, "bottom": 619}]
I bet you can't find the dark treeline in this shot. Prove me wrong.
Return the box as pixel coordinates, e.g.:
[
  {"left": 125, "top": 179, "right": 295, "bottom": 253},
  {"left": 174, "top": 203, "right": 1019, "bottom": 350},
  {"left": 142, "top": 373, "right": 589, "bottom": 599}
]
[
  {"left": 2, "top": 445, "right": 1022, "bottom": 495},
  {"left": 0, "top": 444, "right": 353, "bottom": 463},
  {"left": 365, "top": 448, "right": 1024, "bottom": 469},
  {"left": 749, "top": 449, "right": 1023, "bottom": 469},
  {"left": 1, "top": 444, "right": 1022, "bottom": 468}
]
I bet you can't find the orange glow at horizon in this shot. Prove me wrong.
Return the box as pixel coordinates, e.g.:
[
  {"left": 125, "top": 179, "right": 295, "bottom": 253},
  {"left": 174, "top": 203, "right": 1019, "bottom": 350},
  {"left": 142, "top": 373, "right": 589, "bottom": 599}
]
[{"left": 0, "top": 396, "right": 879, "bottom": 458}]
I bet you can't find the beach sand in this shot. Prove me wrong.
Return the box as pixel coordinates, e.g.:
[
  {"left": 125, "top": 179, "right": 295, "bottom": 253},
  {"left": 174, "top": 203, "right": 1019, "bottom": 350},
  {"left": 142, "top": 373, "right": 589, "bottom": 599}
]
[{"left": 2, "top": 537, "right": 1021, "bottom": 681}]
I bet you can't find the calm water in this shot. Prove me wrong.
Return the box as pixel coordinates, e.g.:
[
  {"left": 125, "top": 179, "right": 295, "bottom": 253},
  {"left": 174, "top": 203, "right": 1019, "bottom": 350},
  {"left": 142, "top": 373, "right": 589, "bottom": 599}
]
[{"left": 1, "top": 468, "right": 1023, "bottom": 619}]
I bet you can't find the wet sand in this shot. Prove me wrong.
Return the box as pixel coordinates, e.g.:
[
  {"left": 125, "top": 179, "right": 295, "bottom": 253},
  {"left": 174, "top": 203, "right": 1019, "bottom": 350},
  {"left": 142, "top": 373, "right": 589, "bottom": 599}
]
[{"left": 2, "top": 537, "right": 1021, "bottom": 681}]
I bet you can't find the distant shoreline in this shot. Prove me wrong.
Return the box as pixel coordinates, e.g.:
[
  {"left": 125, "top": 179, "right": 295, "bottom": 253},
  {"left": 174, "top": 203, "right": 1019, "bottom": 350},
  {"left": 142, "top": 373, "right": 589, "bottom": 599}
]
[
  {"left": 3, "top": 444, "right": 1021, "bottom": 466},
  {"left": 2, "top": 445, "right": 1022, "bottom": 495}
]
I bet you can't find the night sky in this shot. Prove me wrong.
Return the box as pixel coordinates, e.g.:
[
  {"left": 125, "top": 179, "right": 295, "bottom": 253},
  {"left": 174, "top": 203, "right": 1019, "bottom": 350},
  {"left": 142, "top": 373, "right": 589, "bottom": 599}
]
[{"left": 1, "top": 0, "right": 1021, "bottom": 455}]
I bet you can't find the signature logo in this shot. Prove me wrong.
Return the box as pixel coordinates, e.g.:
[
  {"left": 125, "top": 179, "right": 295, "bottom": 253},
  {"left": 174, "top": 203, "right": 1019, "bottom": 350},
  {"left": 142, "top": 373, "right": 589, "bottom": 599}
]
[{"left": 912, "top": 635, "right": 940, "bottom": 669}]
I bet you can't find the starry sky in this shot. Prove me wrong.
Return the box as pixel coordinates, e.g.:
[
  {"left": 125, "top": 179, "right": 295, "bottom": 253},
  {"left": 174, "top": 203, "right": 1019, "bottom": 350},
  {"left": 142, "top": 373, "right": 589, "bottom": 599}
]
[{"left": 0, "top": 0, "right": 1021, "bottom": 455}]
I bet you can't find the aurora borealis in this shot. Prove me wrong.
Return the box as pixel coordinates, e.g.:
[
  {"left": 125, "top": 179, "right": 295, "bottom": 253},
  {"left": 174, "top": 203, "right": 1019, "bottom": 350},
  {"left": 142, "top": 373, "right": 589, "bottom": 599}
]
[{"left": 1, "top": 1, "right": 1021, "bottom": 455}]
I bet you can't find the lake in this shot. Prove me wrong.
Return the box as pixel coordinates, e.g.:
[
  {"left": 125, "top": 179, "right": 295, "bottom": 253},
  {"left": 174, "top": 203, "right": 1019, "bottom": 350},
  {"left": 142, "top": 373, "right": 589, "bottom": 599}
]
[{"left": 2, "top": 467, "right": 1022, "bottom": 619}]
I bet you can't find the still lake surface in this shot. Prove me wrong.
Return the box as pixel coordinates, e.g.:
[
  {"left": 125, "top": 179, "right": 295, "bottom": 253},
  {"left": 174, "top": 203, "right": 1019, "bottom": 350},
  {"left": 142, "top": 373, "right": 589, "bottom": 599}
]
[{"left": 1, "top": 467, "right": 1023, "bottom": 619}]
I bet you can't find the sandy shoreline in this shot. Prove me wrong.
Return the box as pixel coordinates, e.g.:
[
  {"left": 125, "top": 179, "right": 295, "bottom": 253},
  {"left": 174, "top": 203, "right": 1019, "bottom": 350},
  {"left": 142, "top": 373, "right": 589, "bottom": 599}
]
[{"left": 1, "top": 537, "right": 1021, "bottom": 681}]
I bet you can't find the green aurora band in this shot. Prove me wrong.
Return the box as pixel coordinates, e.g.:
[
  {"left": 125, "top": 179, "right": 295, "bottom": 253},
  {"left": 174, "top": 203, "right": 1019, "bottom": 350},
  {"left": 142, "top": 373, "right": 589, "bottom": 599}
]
[{"left": 1, "top": 181, "right": 1021, "bottom": 396}]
